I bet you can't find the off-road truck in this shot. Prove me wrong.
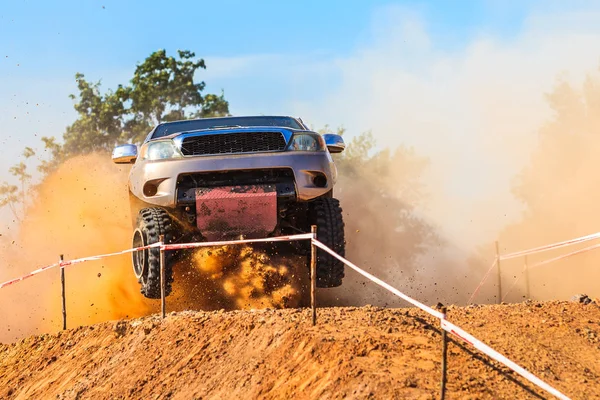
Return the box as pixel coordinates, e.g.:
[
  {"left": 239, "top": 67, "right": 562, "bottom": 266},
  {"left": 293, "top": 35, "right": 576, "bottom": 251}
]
[{"left": 112, "top": 115, "right": 346, "bottom": 299}]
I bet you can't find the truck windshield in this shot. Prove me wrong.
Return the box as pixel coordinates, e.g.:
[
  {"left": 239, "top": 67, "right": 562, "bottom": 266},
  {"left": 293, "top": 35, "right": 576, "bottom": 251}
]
[{"left": 151, "top": 116, "right": 304, "bottom": 139}]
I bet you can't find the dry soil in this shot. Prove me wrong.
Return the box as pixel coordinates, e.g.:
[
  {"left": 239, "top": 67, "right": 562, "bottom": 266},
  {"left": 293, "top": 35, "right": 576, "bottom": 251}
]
[{"left": 1, "top": 301, "right": 599, "bottom": 399}]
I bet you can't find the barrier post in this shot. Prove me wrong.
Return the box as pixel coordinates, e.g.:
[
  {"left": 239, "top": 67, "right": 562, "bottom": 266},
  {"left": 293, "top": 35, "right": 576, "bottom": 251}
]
[
  {"left": 311, "top": 225, "right": 317, "bottom": 326},
  {"left": 440, "top": 306, "right": 448, "bottom": 400},
  {"left": 159, "top": 235, "right": 166, "bottom": 319},
  {"left": 60, "top": 254, "right": 66, "bottom": 330},
  {"left": 524, "top": 255, "right": 530, "bottom": 299},
  {"left": 495, "top": 241, "right": 502, "bottom": 304}
]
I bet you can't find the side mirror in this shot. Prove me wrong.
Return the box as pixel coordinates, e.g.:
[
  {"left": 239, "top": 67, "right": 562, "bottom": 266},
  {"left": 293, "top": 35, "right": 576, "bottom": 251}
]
[
  {"left": 323, "top": 134, "right": 345, "bottom": 154},
  {"left": 112, "top": 144, "right": 138, "bottom": 164}
]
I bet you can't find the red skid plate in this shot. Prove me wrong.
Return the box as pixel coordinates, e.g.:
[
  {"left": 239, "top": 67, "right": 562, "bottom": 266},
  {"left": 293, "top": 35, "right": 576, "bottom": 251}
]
[{"left": 195, "top": 185, "right": 278, "bottom": 241}]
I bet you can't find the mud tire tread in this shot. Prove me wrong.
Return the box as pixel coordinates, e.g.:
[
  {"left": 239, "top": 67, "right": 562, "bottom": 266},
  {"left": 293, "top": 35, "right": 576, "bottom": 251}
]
[
  {"left": 309, "top": 197, "right": 345, "bottom": 288},
  {"left": 135, "top": 207, "right": 175, "bottom": 299}
]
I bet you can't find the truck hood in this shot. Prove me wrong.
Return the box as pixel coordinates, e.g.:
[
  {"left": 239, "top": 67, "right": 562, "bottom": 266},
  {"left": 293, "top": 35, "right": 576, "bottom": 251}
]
[{"left": 149, "top": 126, "right": 304, "bottom": 145}]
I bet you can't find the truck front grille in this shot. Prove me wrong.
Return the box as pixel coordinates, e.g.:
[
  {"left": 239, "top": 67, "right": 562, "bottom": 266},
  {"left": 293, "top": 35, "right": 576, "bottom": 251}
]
[
  {"left": 180, "top": 132, "right": 287, "bottom": 156},
  {"left": 176, "top": 169, "right": 297, "bottom": 205}
]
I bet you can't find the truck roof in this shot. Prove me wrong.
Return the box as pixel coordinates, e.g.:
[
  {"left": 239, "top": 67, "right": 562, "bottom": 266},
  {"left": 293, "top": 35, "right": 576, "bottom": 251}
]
[{"left": 149, "top": 115, "right": 307, "bottom": 140}]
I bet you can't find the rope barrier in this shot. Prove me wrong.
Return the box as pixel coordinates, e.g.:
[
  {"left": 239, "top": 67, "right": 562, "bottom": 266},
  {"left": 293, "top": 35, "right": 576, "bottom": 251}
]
[
  {"left": 0, "top": 233, "right": 312, "bottom": 289},
  {"left": 162, "top": 233, "right": 313, "bottom": 250},
  {"left": 500, "top": 232, "right": 600, "bottom": 261},
  {"left": 312, "top": 238, "right": 571, "bottom": 400},
  {"left": 0, "top": 232, "right": 575, "bottom": 399},
  {"left": 466, "top": 259, "right": 497, "bottom": 304},
  {"left": 501, "top": 242, "right": 600, "bottom": 301},
  {"left": 0, "top": 243, "right": 162, "bottom": 289}
]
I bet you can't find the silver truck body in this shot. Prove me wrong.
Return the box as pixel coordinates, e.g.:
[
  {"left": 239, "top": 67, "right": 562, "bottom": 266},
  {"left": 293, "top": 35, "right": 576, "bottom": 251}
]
[{"left": 112, "top": 115, "right": 345, "bottom": 231}]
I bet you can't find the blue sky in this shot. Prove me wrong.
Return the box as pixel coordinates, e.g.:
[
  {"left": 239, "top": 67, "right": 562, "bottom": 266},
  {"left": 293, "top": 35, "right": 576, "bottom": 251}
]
[
  {"left": 2, "top": 0, "right": 600, "bottom": 242},
  {"left": 2, "top": 1, "right": 527, "bottom": 65},
  {"left": 0, "top": 0, "right": 531, "bottom": 174}
]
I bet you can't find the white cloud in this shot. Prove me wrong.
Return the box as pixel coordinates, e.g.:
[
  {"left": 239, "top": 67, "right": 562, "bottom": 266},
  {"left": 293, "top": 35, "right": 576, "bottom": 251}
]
[
  {"left": 180, "top": 4, "right": 600, "bottom": 248},
  {"left": 286, "top": 4, "right": 600, "bottom": 248}
]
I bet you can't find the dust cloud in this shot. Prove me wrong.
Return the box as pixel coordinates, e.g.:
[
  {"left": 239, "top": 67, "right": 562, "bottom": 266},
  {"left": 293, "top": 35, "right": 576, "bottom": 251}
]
[
  {"left": 5, "top": 73, "right": 600, "bottom": 343},
  {"left": 4, "top": 6, "right": 600, "bottom": 341},
  {"left": 317, "top": 146, "right": 473, "bottom": 308},
  {"left": 0, "top": 153, "right": 309, "bottom": 342},
  {"left": 319, "top": 71, "right": 600, "bottom": 308},
  {"left": 490, "top": 72, "right": 600, "bottom": 303},
  {"left": 0, "top": 153, "right": 157, "bottom": 342},
  {"left": 295, "top": 6, "right": 600, "bottom": 307},
  {"left": 4, "top": 74, "right": 600, "bottom": 343}
]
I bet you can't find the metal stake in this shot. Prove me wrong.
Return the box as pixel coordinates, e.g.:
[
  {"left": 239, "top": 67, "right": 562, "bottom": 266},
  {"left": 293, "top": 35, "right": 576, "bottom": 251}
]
[
  {"left": 440, "top": 306, "right": 448, "bottom": 400},
  {"left": 495, "top": 241, "right": 502, "bottom": 304},
  {"left": 524, "top": 255, "right": 530, "bottom": 300},
  {"left": 310, "top": 225, "right": 317, "bottom": 326},
  {"left": 60, "top": 254, "right": 66, "bottom": 330},
  {"left": 159, "top": 234, "right": 166, "bottom": 319}
]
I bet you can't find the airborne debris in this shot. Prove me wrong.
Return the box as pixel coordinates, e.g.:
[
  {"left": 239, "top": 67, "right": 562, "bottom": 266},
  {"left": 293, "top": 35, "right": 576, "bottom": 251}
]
[
  {"left": 113, "top": 321, "right": 127, "bottom": 338},
  {"left": 571, "top": 294, "right": 593, "bottom": 305}
]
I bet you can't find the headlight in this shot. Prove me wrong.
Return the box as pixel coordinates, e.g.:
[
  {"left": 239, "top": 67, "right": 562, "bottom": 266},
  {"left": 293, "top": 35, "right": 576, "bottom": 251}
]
[
  {"left": 141, "top": 140, "right": 183, "bottom": 160},
  {"left": 287, "top": 133, "right": 325, "bottom": 151}
]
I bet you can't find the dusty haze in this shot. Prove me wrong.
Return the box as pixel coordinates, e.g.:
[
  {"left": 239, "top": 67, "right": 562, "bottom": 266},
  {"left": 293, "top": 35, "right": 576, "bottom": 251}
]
[
  {"left": 0, "top": 153, "right": 311, "bottom": 342},
  {"left": 4, "top": 70, "right": 600, "bottom": 341},
  {"left": 491, "top": 72, "right": 600, "bottom": 303},
  {"left": 2, "top": 5, "right": 600, "bottom": 341},
  {"left": 0, "top": 154, "right": 156, "bottom": 342},
  {"left": 293, "top": 4, "right": 600, "bottom": 250},
  {"left": 292, "top": 5, "right": 600, "bottom": 306}
]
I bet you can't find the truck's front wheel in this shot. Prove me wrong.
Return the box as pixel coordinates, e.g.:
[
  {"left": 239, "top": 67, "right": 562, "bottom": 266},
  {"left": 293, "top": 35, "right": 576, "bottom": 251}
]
[
  {"left": 308, "top": 197, "right": 346, "bottom": 287},
  {"left": 132, "top": 207, "right": 176, "bottom": 299}
]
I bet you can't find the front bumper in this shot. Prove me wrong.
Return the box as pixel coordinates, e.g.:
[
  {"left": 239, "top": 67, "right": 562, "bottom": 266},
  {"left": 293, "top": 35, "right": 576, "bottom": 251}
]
[{"left": 128, "top": 151, "right": 337, "bottom": 209}]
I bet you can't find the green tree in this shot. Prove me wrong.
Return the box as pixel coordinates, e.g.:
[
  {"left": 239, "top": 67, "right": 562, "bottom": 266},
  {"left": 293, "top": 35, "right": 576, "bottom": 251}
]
[
  {"left": 9, "top": 162, "right": 29, "bottom": 213},
  {"left": 37, "top": 137, "right": 64, "bottom": 175},
  {"left": 0, "top": 49, "right": 229, "bottom": 219},
  {"left": 0, "top": 183, "right": 19, "bottom": 222},
  {"left": 194, "top": 91, "right": 230, "bottom": 119},
  {"left": 61, "top": 73, "right": 128, "bottom": 156},
  {"left": 124, "top": 49, "right": 229, "bottom": 143},
  {"left": 43, "top": 49, "right": 230, "bottom": 172},
  {"left": 22, "top": 147, "right": 35, "bottom": 159},
  {"left": 1, "top": 147, "right": 36, "bottom": 221}
]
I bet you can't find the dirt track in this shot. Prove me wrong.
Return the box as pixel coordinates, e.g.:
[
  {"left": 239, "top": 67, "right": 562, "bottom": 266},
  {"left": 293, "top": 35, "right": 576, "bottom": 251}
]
[{"left": 0, "top": 301, "right": 599, "bottom": 399}]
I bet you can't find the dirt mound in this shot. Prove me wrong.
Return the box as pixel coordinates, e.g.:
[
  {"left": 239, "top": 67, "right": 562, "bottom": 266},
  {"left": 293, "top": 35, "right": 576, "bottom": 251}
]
[{"left": 1, "top": 301, "right": 599, "bottom": 399}]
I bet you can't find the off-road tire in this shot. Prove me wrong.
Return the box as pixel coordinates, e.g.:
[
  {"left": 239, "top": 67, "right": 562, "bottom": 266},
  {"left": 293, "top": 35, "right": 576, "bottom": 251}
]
[
  {"left": 132, "top": 207, "right": 176, "bottom": 299},
  {"left": 308, "top": 197, "right": 345, "bottom": 288}
]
